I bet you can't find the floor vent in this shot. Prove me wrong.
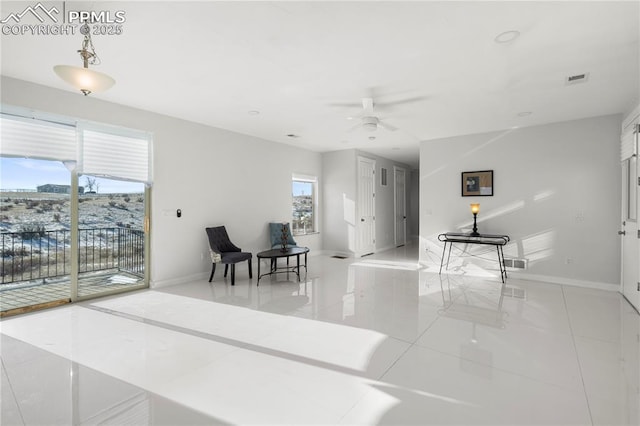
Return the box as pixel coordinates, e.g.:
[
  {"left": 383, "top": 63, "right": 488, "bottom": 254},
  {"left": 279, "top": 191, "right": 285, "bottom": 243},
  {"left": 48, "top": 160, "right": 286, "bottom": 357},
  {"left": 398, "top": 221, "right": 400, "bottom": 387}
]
[
  {"left": 513, "top": 259, "right": 526, "bottom": 269},
  {"left": 504, "top": 258, "right": 527, "bottom": 269}
]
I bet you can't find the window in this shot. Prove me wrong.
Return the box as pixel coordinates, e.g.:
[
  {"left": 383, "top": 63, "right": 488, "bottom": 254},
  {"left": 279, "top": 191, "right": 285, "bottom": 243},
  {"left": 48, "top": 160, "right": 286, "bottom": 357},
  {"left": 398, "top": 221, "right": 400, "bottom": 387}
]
[
  {"left": 292, "top": 174, "right": 317, "bottom": 235},
  {"left": 0, "top": 107, "right": 152, "bottom": 314}
]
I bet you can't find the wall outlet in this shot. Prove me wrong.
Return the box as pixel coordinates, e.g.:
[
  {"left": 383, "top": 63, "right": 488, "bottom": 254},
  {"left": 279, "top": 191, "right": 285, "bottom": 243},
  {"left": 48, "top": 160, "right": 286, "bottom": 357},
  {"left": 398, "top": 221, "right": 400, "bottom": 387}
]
[{"left": 565, "top": 258, "right": 573, "bottom": 265}]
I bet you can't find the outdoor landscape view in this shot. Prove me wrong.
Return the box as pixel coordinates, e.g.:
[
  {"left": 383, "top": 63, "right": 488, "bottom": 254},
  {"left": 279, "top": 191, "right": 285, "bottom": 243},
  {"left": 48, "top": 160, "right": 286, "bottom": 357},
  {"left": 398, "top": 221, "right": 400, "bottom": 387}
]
[
  {"left": 291, "top": 180, "right": 314, "bottom": 235},
  {"left": 1, "top": 158, "right": 145, "bottom": 305}
]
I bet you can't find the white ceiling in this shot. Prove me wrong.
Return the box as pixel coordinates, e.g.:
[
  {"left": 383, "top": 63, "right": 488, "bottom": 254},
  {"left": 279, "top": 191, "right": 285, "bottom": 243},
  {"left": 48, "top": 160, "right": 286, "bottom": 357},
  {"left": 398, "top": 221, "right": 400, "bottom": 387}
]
[{"left": 2, "top": 1, "right": 639, "bottom": 167}]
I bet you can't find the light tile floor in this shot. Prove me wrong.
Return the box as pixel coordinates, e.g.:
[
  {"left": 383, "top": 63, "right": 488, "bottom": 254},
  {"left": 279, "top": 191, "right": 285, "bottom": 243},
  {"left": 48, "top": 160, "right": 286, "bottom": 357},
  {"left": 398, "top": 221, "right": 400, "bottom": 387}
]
[
  {"left": 0, "top": 271, "right": 144, "bottom": 314},
  {"left": 1, "top": 245, "right": 638, "bottom": 425}
]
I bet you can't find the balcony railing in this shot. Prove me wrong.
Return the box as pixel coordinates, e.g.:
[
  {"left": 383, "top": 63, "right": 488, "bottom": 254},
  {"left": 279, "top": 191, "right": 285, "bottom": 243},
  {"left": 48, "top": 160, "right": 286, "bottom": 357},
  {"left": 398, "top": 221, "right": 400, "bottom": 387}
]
[{"left": 0, "top": 228, "right": 144, "bottom": 285}]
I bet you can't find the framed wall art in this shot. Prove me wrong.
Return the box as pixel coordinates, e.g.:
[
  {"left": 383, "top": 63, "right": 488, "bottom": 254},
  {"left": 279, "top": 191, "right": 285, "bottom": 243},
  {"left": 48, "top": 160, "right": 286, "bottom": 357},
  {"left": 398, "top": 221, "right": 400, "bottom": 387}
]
[{"left": 461, "top": 170, "right": 493, "bottom": 196}]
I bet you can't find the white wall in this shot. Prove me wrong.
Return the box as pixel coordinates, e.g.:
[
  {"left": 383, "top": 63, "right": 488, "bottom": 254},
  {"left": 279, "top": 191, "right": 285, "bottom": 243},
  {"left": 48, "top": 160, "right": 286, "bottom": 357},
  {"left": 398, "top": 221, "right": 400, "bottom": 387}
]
[
  {"left": 322, "top": 148, "right": 413, "bottom": 255},
  {"left": 408, "top": 169, "right": 419, "bottom": 240},
  {"left": 322, "top": 149, "right": 356, "bottom": 255},
  {"left": 1, "top": 77, "right": 322, "bottom": 287},
  {"left": 420, "top": 114, "right": 622, "bottom": 289}
]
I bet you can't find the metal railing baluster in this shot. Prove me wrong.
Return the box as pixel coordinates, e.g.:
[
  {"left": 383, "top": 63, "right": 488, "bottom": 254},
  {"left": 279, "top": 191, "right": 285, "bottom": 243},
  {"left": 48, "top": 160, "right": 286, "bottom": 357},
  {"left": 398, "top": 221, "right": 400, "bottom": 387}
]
[{"left": 1, "top": 227, "right": 145, "bottom": 285}]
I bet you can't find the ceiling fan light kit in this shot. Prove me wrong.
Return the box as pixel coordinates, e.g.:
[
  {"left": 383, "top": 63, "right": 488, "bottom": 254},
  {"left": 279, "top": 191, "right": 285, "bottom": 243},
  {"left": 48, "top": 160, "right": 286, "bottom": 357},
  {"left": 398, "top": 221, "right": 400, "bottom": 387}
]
[
  {"left": 53, "top": 24, "right": 115, "bottom": 96},
  {"left": 347, "top": 98, "right": 399, "bottom": 133},
  {"left": 362, "top": 116, "right": 379, "bottom": 131}
]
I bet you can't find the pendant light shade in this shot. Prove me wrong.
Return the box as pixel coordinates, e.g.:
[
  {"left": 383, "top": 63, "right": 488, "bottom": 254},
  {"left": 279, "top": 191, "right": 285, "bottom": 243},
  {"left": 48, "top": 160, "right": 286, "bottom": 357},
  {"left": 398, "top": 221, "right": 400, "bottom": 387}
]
[
  {"left": 54, "top": 65, "right": 115, "bottom": 96},
  {"left": 54, "top": 24, "right": 114, "bottom": 96}
]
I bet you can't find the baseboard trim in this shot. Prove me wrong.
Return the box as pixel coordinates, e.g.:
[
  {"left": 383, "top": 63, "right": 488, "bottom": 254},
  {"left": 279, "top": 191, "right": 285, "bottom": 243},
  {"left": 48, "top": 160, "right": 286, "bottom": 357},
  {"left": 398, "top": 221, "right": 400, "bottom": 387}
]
[
  {"left": 505, "top": 272, "right": 619, "bottom": 292},
  {"left": 376, "top": 244, "right": 396, "bottom": 254},
  {"left": 152, "top": 250, "right": 327, "bottom": 289},
  {"left": 418, "top": 257, "right": 620, "bottom": 292},
  {"left": 151, "top": 272, "right": 208, "bottom": 289}
]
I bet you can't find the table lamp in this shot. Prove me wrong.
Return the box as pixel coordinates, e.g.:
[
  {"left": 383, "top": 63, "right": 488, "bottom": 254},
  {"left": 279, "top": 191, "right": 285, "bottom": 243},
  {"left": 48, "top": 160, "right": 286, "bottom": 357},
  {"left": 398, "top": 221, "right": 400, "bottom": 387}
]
[{"left": 470, "top": 203, "right": 480, "bottom": 236}]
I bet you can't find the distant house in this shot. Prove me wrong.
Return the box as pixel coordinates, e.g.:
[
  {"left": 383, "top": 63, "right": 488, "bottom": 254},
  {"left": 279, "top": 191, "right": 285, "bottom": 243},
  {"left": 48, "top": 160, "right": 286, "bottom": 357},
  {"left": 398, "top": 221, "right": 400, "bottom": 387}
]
[{"left": 37, "top": 184, "right": 85, "bottom": 194}]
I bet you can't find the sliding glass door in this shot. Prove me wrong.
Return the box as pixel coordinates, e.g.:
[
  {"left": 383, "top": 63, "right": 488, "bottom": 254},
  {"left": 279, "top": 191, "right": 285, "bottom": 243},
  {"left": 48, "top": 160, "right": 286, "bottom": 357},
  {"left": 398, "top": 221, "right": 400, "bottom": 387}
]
[
  {"left": 76, "top": 175, "right": 147, "bottom": 299},
  {"left": 0, "top": 158, "right": 72, "bottom": 313},
  {"left": 0, "top": 109, "right": 152, "bottom": 316}
]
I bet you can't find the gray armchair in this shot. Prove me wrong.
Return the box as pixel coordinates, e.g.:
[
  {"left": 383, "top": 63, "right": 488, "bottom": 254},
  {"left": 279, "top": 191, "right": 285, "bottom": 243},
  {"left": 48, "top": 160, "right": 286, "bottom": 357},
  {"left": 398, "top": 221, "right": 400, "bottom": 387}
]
[
  {"left": 206, "top": 226, "right": 252, "bottom": 286},
  {"left": 268, "top": 222, "right": 299, "bottom": 271},
  {"left": 269, "top": 222, "right": 298, "bottom": 249}
]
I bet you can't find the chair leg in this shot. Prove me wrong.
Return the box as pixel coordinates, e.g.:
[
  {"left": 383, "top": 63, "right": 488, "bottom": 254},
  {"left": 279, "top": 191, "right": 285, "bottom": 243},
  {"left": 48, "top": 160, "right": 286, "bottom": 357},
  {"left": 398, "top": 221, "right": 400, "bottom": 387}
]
[
  {"left": 231, "top": 264, "right": 236, "bottom": 286},
  {"left": 248, "top": 258, "right": 253, "bottom": 279},
  {"left": 208, "top": 263, "right": 216, "bottom": 282},
  {"left": 224, "top": 264, "right": 229, "bottom": 277}
]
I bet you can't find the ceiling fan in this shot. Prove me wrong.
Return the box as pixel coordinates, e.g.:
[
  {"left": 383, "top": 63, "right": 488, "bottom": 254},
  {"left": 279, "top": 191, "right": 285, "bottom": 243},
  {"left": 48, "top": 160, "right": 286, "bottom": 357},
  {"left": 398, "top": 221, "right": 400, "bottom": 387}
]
[{"left": 347, "top": 98, "right": 398, "bottom": 132}]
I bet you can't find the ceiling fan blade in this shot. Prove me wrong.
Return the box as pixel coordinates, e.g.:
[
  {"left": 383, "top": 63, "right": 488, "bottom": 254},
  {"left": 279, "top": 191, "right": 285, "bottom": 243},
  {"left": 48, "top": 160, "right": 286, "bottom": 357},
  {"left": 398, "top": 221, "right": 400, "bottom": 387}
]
[
  {"left": 328, "top": 101, "right": 363, "bottom": 109},
  {"left": 378, "top": 120, "right": 398, "bottom": 132},
  {"left": 378, "top": 95, "right": 429, "bottom": 108}
]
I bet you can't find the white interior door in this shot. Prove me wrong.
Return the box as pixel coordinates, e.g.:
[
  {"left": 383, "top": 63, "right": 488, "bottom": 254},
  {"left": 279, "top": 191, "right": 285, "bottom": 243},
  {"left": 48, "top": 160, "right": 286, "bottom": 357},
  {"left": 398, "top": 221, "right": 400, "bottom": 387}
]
[
  {"left": 621, "top": 121, "right": 639, "bottom": 312},
  {"left": 394, "top": 167, "right": 407, "bottom": 247},
  {"left": 357, "top": 156, "right": 376, "bottom": 257}
]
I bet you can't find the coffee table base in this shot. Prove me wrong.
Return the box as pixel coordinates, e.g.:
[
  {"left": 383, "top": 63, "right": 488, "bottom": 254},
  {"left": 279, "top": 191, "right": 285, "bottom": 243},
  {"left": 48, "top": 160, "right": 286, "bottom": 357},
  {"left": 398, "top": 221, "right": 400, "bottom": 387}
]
[{"left": 256, "top": 247, "right": 309, "bottom": 285}]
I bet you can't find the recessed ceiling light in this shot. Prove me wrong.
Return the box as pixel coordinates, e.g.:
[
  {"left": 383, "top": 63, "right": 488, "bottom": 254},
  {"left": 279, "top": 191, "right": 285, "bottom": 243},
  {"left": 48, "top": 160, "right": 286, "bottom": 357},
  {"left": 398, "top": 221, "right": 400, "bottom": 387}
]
[
  {"left": 517, "top": 111, "right": 532, "bottom": 117},
  {"left": 248, "top": 110, "right": 260, "bottom": 115},
  {"left": 494, "top": 30, "right": 520, "bottom": 43}
]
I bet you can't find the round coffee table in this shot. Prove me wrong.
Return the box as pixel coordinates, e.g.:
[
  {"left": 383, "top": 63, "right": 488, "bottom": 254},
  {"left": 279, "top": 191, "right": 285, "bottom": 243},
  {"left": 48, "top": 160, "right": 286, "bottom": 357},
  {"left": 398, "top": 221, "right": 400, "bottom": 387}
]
[{"left": 256, "top": 247, "right": 309, "bottom": 285}]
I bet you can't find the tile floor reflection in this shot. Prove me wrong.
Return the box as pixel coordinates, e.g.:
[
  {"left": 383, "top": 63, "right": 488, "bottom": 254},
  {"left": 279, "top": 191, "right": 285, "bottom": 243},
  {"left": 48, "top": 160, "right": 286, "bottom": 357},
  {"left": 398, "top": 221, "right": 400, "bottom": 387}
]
[{"left": 1, "top": 245, "right": 638, "bottom": 425}]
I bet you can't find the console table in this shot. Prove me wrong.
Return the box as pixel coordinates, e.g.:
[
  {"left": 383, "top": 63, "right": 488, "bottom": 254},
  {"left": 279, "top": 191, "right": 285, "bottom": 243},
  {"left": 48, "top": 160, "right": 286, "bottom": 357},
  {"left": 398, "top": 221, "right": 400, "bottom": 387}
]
[
  {"left": 256, "top": 247, "right": 309, "bottom": 285},
  {"left": 437, "top": 232, "right": 510, "bottom": 283}
]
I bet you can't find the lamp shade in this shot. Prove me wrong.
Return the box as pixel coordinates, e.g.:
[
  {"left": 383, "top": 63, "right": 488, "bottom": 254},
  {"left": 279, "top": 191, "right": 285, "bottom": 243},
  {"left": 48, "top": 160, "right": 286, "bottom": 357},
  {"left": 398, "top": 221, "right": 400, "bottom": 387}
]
[
  {"left": 53, "top": 65, "right": 115, "bottom": 95},
  {"left": 470, "top": 203, "right": 480, "bottom": 214}
]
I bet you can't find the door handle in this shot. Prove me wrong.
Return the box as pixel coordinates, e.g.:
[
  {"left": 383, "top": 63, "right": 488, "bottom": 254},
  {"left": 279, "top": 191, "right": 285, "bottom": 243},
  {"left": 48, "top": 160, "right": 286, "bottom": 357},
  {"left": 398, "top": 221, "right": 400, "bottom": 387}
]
[{"left": 618, "top": 230, "right": 626, "bottom": 235}]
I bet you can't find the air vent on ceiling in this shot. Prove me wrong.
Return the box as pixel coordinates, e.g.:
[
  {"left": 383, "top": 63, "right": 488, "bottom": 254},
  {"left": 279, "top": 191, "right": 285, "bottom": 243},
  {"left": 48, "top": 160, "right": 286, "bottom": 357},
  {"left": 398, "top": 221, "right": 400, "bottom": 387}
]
[{"left": 565, "top": 73, "right": 590, "bottom": 85}]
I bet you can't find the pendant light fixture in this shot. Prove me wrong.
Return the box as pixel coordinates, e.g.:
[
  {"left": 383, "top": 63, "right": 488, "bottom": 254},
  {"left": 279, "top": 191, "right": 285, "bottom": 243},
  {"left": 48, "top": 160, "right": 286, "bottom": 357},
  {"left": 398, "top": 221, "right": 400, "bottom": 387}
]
[{"left": 54, "top": 24, "right": 115, "bottom": 96}]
